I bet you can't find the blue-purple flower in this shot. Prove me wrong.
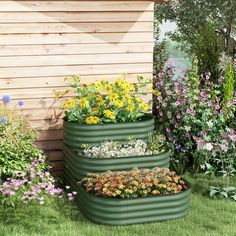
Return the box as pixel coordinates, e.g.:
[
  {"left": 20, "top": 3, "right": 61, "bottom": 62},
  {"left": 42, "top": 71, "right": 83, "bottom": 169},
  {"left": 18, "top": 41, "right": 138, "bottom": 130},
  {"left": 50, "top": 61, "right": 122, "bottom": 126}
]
[
  {"left": 0, "top": 117, "right": 7, "bottom": 124},
  {"left": 2, "top": 95, "right": 11, "bottom": 104},
  {"left": 18, "top": 100, "right": 24, "bottom": 107}
]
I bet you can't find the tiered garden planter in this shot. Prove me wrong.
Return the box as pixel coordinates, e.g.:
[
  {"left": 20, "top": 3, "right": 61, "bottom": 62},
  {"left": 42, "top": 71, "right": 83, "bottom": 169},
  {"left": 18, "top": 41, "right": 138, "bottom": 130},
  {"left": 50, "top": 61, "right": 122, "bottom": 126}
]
[
  {"left": 64, "top": 145, "right": 170, "bottom": 180},
  {"left": 63, "top": 113, "right": 155, "bottom": 149},
  {"left": 64, "top": 171, "right": 190, "bottom": 225}
]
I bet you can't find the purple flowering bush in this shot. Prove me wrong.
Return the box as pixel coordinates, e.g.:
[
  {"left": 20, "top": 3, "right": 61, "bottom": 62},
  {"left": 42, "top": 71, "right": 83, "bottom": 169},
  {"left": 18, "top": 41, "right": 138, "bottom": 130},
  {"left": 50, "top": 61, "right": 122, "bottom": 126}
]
[
  {"left": 153, "top": 59, "right": 236, "bottom": 174},
  {"left": 0, "top": 157, "right": 77, "bottom": 207},
  {"left": 0, "top": 95, "right": 77, "bottom": 206}
]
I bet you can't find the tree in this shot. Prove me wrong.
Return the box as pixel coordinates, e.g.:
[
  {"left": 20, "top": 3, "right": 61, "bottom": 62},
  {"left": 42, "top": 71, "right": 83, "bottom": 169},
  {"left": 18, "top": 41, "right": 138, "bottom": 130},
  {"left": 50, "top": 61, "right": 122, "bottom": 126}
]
[{"left": 155, "top": 0, "right": 236, "bottom": 55}]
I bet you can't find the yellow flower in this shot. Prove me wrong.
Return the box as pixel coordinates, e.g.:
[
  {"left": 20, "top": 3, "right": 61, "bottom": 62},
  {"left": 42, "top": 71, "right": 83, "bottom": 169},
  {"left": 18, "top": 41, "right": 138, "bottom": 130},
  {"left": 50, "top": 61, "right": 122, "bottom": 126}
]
[
  {"left": 62, "top": 99, "right": 77, "bottom": 109},
  {"left": 114, "top": 100, "right": 124, "bottom": 108},
  {"left": 152, "top": 89, "right": 160, "bottom": 96},
  {"left": 152, "top": 190, "right": 160, "bottom": 195},
  {"left": 141, "top": 102, "right": 149, "bottom": 111},
  {"left": 96, "top": 95, "right": 105, "bottom": 106},
  {"left": 94, "top": 81, "right": 102, "bottom": 90},
  {"left": 104, "top": 84, "right": 112, "bottom": 93},
  {"left": 79, "top": 98, "right": 89, "bottom": 108},
  {"left": 103, "top": 110, "right": 116, "bottom": 120},
  {"left": 85, "top": 116, "right": 100, "bottom": 124},
  {"left": 109, "top": 92, "right": 119, "bottom": 101}
]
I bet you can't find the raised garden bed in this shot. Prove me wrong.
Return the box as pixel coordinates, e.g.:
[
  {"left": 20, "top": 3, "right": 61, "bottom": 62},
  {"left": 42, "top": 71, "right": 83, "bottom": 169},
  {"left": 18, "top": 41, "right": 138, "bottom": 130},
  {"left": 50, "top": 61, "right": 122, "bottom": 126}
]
[
  {"left": 64, "top": 145, "right": 170, "bottom": 180},
  {"left": 63, "top": 113, "right": 154, "bottom": 149},
  {"left": 64, "top": 168, "right": 190, "bottom": 225}
]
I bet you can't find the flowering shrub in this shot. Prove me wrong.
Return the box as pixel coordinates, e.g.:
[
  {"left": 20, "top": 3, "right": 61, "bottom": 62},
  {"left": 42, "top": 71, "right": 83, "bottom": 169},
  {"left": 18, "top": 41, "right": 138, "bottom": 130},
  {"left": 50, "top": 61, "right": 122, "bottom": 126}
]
[
  {"left": 80, "top": 167, "right": 189, "bottom": 198},
  {"left": 0, "top": 157, "right": 77, "bottom": 207},
  {"left": 82, "top": 135, "right": 166, "bottom": 158},
  {"left": 153, "top": 60, "right": 236, "bottom": 173},
  {"left": 55, "top": 75, "right": 151, "bottom": 124},
  {"left": 0, "top": 96, "right": 44, "bottom": 180}
]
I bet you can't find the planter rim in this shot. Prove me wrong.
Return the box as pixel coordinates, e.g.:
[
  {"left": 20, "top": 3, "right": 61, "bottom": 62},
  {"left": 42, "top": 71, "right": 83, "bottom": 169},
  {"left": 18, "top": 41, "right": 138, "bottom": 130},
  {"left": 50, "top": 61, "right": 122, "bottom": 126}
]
[
  {"left": 78, "top": 180, "right": 190, "bottom": 202},
  {"left": 63, "top": 113, "right": 154, "bottom": 126}
]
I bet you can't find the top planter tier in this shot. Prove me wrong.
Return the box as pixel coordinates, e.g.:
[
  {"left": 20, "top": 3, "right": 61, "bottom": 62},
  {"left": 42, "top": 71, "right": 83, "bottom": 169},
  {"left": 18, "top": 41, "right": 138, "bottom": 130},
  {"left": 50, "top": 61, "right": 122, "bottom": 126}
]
[{"left": 63, "top": 113, "right": 154, "bottom": 149}]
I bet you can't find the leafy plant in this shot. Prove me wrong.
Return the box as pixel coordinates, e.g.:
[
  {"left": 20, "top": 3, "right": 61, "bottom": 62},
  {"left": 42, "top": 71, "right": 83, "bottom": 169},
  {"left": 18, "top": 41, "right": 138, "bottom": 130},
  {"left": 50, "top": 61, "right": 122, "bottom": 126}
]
[
  {"left": 223, "top": 62, "right": 235, "bottom": 107},
  {"left": 54, "top": 75, "right": 151, "bottom": 124},
  {"left": 153, "top": 60, "right": 236, "bottom": 173},
  {"left": 0, "top": 96, "right": 45, "bottom": 180},
  {"left": 80, "top": 167, "right": 189, "bottom": 199},
  {"left": 210, "top": 186, "right": 236, "bottom": 201}
]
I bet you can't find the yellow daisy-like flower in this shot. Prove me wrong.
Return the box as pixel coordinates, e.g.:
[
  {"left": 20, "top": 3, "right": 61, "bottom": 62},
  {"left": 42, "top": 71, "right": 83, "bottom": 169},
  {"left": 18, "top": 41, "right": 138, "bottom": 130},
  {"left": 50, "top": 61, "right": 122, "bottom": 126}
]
[
  {"left": 62, "top": 99, "right": 77, "bottom": 109},
  {"left": 114, "top": 99, "right": 124, "bottom": 108},
  {"left": 109, "top": 92, "right": 119, "bottom": 101},
  {"left": 104, "top": 84, "right": 112, "bottom": 93},
  {"left": 141, "top": 102, "right": 149, "bottom": 111},
  {"left": 85, "top": 116, "right": 100, "bottom": 124},
  {"left": 153, "top": 89, "right": 161, "bottom": 96},
  {"left": 103, "top": 109, "right": 116, "bottom": 120},
  {"left": 94, "top": 81, "right": 103, "bottom": 90},
  {"left": 126, "top": 105, "right": 135, "bottom": 112},
  {"left": 79, "top": 97, "right": 89, "bottom": 108}
]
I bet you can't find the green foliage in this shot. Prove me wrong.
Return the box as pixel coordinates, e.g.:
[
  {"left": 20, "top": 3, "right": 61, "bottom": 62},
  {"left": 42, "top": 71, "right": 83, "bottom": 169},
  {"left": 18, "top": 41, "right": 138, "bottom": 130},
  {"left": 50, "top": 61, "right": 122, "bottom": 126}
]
[
  {"left": 155, "top": 0, "right": 236, "bottom": 55},
  {"left": 195, "top": 23, "right": 221, "bottom": 83},
  {"left": 223, "top": 62, "right": 235, "bottom": 106},
  {"left": 0, "top": 102, "right": 45, "bottom": 180},
  {"left": 210, "top": 186, "right": 236, "bottom": 201}
]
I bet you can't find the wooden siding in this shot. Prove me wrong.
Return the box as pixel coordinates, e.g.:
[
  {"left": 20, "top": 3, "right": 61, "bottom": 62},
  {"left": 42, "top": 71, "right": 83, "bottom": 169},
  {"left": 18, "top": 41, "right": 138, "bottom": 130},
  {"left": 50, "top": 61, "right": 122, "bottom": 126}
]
[{"left": 0, "top": 1, "right": 154, "bottom": 175}]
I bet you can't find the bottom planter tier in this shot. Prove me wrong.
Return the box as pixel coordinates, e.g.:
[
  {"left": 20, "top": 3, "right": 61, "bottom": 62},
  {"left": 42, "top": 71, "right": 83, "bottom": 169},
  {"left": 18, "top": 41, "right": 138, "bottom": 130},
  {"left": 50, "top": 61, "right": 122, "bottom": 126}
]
[
  {"left": 64, "top": 145, "right": 170, "bottom": 180},
  {"left": 64, "top": 168, "right": 190, "bottom": 225}
]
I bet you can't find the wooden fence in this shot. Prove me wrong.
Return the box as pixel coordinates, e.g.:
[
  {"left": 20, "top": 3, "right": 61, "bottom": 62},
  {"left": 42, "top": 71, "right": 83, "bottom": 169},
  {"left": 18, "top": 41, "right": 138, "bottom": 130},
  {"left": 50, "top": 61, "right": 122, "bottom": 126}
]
[{"left": 0, "top": 1, "right": 154, "bottom": 175}]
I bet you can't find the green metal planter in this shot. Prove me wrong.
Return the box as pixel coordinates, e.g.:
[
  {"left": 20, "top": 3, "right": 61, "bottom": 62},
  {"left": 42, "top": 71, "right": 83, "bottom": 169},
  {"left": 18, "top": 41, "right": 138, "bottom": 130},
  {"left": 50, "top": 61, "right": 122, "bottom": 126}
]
[
  {"left": 64, "top": 170, "right": 190, "bottom": 225},
  {"left": 64, "top": 145, "right": 170, "bottom": 180},
  {"left": 63, "top": 113, "right": 154, "bottom": 149}
]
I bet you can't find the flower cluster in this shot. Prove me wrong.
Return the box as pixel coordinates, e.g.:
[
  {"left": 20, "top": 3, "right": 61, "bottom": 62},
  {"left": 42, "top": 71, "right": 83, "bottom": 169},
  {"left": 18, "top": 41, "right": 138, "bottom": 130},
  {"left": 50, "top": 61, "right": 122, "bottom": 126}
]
[
  {"left": 153, "top": 60, "right": 236, "bottom": 173},
  {"left": 82, "top": 135, "right": 166, "bottom": 158},
  {"left": 80, "top": 167, "right": 189, "bottom": 198},
  {"left": 55, "top": 75, "right": 151, "bottom": 124},
  {"left": 82, "top": 140, "right": 153, "bottom": 158},
  {"left": 0, "top": 157, "right": 77, "bottom": 206}
]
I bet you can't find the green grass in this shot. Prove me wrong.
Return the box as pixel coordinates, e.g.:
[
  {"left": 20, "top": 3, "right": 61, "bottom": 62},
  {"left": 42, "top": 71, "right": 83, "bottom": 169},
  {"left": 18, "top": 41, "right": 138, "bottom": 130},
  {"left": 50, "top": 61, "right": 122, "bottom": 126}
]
[{"left": 0, "top": 175, "right": 236, "bottom": 236}]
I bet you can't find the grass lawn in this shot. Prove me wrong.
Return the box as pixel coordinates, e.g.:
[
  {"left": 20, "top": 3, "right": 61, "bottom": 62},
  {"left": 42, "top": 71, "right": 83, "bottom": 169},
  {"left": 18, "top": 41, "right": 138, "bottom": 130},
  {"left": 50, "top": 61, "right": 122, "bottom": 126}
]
[{"left": 0, "top": 174, "right": 236, "bottom": 236}]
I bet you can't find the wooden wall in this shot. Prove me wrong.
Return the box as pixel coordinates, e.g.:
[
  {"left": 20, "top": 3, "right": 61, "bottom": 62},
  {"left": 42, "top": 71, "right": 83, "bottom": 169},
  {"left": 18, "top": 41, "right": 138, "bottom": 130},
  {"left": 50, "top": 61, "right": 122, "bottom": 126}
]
[{"left": 0, "top": 1, "right": 154, "bottom": 176}]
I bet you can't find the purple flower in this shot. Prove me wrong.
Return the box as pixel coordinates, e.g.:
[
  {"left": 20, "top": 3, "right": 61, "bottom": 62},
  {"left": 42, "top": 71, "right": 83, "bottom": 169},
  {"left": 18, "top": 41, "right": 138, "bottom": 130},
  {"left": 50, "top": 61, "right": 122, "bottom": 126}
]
[
  {"left": 2, "top": 95, "right": 11, "bottom": 104},
  {"left": 0, "top": 117, "right": 7, "bottom": 124},
  {"left": 18, "top": 100, "right": 24, "bottom": 107}
]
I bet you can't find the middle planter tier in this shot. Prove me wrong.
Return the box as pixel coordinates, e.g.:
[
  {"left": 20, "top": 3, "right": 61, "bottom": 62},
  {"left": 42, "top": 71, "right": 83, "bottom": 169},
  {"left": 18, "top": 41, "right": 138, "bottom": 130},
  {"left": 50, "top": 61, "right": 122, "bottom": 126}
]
[{"left": 64, "top": 145, "right": 170, "bottom": 180}]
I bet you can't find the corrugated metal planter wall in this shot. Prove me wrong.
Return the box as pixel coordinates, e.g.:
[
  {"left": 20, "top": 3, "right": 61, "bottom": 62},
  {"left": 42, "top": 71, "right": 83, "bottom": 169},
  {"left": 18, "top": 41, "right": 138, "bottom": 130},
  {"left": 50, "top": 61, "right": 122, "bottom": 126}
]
[
  {"left": 65, "top": 175, "right": 190, "bottom": 225},
  {"left": 63, "top": 114, "right": 155, "bottom": 149}
]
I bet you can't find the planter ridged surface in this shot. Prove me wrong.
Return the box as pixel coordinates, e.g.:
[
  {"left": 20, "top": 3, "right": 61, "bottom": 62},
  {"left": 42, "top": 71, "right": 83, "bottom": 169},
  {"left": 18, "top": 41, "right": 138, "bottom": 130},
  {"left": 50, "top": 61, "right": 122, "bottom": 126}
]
[
  {"left": 64, "top": 145, "right": 170, "bottom": 180},
  {"left": 64, "top": 169, "right": 190, "bottom": 225},
  {"left": 63, "top": 114, "right": 154, "bottom": 149}
]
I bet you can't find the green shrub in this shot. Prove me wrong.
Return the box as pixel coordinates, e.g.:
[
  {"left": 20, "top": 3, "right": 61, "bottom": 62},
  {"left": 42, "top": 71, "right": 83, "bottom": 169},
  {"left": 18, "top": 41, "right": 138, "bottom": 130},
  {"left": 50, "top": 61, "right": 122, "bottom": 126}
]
[{"left": 0, "top": 96, "right": 44, "bottom": 180}]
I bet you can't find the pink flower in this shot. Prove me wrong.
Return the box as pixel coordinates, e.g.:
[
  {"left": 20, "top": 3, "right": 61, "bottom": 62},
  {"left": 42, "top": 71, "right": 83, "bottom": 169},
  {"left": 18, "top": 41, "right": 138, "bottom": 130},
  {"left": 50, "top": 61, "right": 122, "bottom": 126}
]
[
  {"left": 162, "top": 102, "right": 168, "bottom": 107},
  {"left": 175, "top": 101, "right": 180, "bottom": 106},
  {"left": 204, "top": 143, "right": 213, "bottom": 151}
]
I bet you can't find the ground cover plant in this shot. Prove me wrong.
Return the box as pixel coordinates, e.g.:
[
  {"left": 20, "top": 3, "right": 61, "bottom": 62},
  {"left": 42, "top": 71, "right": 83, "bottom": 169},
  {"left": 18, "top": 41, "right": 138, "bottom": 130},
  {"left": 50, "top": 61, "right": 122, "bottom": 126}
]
[{"left": 82, "top": 134, "right": 166, "bottom": 158}]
